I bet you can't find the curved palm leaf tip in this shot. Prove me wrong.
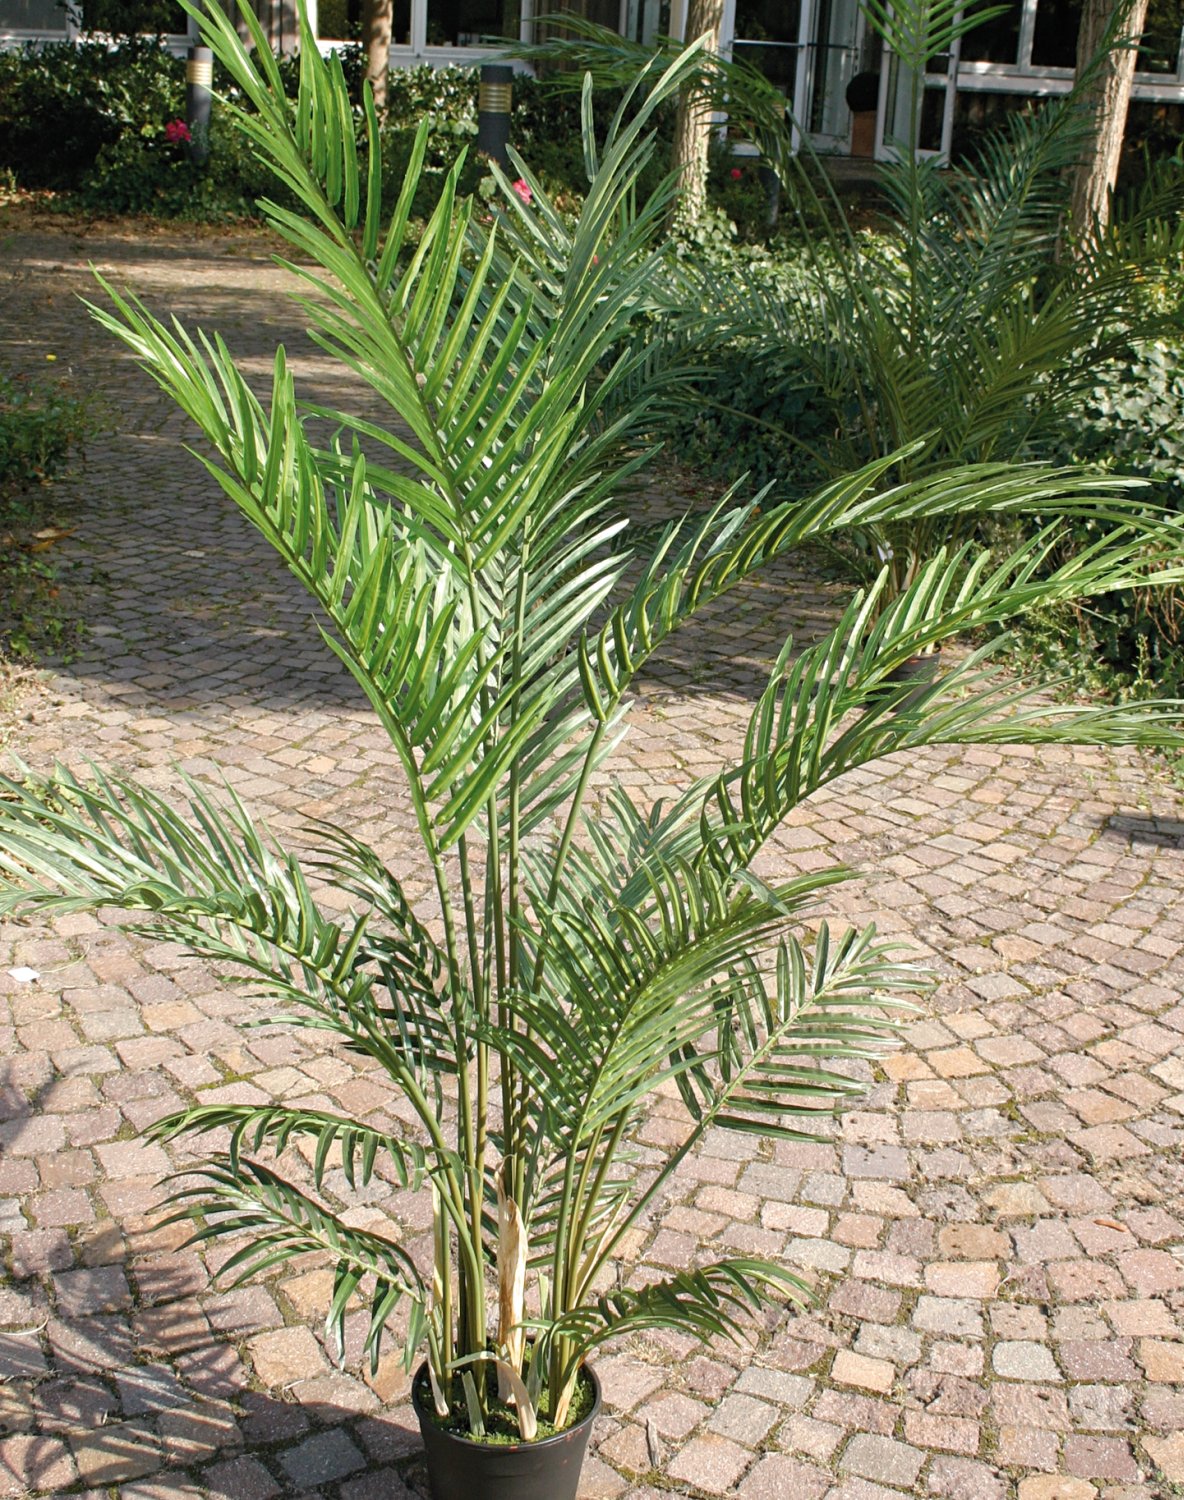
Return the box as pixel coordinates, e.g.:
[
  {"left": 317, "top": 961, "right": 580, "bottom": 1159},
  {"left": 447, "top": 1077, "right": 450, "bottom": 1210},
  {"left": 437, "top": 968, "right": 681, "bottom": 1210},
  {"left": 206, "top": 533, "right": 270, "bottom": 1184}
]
[{"left": 2, "top": 1, "right": 1184, "bottom": 1442}]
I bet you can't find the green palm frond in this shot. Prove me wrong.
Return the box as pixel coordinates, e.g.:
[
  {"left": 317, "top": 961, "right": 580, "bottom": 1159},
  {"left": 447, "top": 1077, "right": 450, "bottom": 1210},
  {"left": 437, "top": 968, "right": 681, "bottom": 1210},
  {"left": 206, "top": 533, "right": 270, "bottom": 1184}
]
[
  {"left": 0, "top": 766, "right": 463, "bottom": 1109},
  {"left": 552, "top": 1258, "right": 812, "bottom": 1363},
  {"left": 150, "top": 1103, "right": 449, "bottom": 1193},
  {"left": 667, "top": 532, "right": 1184, "bottom": 879},
  {"left": 575, "top": 466, "right": 1169, "bottom": 719},
  {"left": 676, "top": 926, "right": 918, "bottom": 1138},
  {"left": 168, "top": 1158, "right": 427, "bottom": 1371}
]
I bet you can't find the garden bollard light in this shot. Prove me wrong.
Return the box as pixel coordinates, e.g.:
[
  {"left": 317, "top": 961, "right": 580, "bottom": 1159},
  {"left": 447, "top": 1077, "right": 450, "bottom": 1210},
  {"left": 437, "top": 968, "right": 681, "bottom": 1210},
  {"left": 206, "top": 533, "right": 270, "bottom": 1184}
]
[
  {"left": 186, "top": 45, "right": 213, "bottom": 166},
  {"left": 477, "top": 63, "right": 513, "bottom": 169}
]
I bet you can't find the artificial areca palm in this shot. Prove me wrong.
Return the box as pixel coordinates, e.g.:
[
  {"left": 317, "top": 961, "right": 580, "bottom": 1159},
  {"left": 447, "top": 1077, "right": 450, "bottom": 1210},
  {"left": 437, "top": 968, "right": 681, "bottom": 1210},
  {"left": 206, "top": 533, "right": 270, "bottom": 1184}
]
[{"left": 2, "top": 1, "right": 1184, "bottom": 1447}]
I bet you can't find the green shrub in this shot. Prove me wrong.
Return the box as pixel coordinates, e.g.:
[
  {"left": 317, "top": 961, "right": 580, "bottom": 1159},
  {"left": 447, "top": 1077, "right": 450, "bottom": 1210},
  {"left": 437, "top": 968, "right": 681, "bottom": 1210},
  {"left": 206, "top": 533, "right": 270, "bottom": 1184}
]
[
  {"left": 0, "top": 369, "right": 92, "bottom": 490},
  {"left": 706, "top": 145, "right": 774, "bottom": 242},
  {"left": 1021, "top": 335, "right": 1184, "bottom": 696},
  {"left": 0, "top": 367, "right": 93, "bottom": 662},
  {"left": 0, "top": 43, "right": 603, "bottom": 219},
  {"left": 0, "top": 39, "right": 184, "bottom": 190}
]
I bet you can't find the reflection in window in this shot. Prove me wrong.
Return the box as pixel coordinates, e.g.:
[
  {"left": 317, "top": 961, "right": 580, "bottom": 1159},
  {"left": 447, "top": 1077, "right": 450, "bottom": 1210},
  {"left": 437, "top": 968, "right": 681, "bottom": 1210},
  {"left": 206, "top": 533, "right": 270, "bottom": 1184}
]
[
  {"left": 426, "top": 0, "right": 519, "bottom": 45},
  {"left": 960, "top": 0, "right": 1021, "bottom": 63},
  {"left": 318, "top": 0, "right": 411, "bottom": 41},
  {"left": 1031, "top": 0, "right": 1082, "bottom": 67},
  {"left": 951, "top": 88, "right": 1031, "bottom": 162},
  {"left": 622, "top": 0, "right": 668, "bottom": 45},
  {"left": 0, "top": 0, "right": 70, "bottom": 25},
  {"left": 82, "top": 0, "right": 186, "bottom": 29},
  {"left": 732, "top": 0, "right": 801, "bottom": 92},
  {"left": 1137, "top": 0, "right": 1184, "bottom": 74}
]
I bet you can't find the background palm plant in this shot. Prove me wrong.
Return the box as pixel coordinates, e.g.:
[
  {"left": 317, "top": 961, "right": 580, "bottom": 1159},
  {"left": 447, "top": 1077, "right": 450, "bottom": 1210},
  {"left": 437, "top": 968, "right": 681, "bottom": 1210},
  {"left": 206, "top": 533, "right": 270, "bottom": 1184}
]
[
  {"left": 522, "top": 3, "right": 1184, "bottom": 598},
  {"left": 685, "top": 0, "right": 1184, "bottom": 594},
  {"left": 2, "top": 0, "right": 1184, "bottom": 1445}
]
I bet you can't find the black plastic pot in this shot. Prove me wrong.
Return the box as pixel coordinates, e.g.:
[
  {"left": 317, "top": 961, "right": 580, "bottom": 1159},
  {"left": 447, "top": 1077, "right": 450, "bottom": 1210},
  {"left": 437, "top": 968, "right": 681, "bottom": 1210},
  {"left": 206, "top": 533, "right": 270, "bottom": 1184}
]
[{"left": 412, "top": 1363, "right": 602, "bottom": 1500}]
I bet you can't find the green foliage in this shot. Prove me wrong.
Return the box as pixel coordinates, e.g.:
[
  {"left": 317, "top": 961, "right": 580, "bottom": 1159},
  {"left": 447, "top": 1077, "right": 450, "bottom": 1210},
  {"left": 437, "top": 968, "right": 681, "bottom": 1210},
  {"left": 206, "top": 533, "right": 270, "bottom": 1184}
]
[
  {"left": 0, "top": 368, "right": 91, "bottom": 488},
  {"left": 706, "top": 146, "right": 774, "bottom": 242},
  {"left": 3, "top": 1, "right": 1184, "bottom": 1450},
  {"left": 0, "top": 39, "right": 184, "bottom": 191},
  {"left": 1013, "top": 332, "right": 1184, "bottom": 697},
  {"left": 0, "top": 39, "right": 612, "bottom": 221},
  {"left": 0, "top": 367, "right": 93, "bottom": 660}
]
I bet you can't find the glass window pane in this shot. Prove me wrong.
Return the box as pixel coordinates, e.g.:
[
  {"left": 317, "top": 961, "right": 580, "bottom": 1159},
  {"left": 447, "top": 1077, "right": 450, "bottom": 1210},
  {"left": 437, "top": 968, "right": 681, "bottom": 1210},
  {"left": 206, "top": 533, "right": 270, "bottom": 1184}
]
[
  {"left": 0, "top": 0, "right": 70, "bottom": 26},
  {"left": 732, "top": 39, "right": 798, "bottom": 92},
  {"left": 951, "top": 88, "right": 1030, "bottom": 162},
  {"left": 1031, "top": 0, "right": 1082, "bottom": 67},
  {"left": 960, "top": 0, "right": 1022, "bottom": 63},
  {"left": 734, "top": 0, "right": 801, "bottom": 45},
  {"left": 917, "top": 81, "right": 945, "bottom": 149},
  {"left": 317, "top": 0, "right": 410, "bottom": 42},
  {"left": 1138, "top": 0, "right": 1184, "bottom": 74},
  {"left": 808, "top": 0, "right": 863, "bottom": 135},
  {"left": 82, "top": 0, "right": 187, "bottom": 30},
  {"left": 732, "top": 0, "right": 802, "bottom": 96},
  {"left": 426, "top": 0, "right": 520, "bottom": 46}
]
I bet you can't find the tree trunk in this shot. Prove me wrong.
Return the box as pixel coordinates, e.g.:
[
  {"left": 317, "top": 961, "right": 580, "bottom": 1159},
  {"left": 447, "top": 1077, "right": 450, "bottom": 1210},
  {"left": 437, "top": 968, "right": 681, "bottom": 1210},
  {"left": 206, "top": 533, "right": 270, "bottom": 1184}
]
[
  {"left": 670, "top": 0, "right": 725, "bottom": 228},
  {"left": 364, "top": 0, "right": 393, "bottom": 115},
  {"left": 1068, "top": 0, "right": 1150, "bottom": 242}
]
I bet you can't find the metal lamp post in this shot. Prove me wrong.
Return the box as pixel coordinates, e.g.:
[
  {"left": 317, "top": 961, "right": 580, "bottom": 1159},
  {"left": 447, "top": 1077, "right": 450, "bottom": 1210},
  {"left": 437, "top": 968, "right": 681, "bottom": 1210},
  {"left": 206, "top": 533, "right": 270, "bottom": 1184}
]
[
  {"left": 186, "top": 45, "right": 213, "bottom": 166},
  {"left": 477, "top": 62, "right": 513, "bottom": 169}
]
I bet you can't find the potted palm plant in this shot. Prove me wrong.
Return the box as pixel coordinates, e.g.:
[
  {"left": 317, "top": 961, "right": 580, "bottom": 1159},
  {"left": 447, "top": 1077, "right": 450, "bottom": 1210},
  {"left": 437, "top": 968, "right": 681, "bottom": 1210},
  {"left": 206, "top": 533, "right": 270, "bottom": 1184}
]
[{"left": 2, "top": 8, "right": 1183, "bottom": 1497}]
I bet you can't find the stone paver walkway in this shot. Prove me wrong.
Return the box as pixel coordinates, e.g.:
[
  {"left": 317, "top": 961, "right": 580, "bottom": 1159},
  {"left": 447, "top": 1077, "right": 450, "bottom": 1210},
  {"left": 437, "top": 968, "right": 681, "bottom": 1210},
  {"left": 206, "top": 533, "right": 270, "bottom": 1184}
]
[{"left": 1, "top": 211, "right": 1183, "bottom": 1500}]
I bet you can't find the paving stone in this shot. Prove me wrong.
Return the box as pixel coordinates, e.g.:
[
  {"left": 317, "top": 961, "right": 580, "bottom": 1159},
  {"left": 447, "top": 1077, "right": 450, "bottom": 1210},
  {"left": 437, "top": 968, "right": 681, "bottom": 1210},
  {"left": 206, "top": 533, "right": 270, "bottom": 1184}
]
[
  {"left": 832, "top": 1350, "right": 894, "bottom": 1394},
  {"left": 1136, "top": 1339, "right": 1184, "bottom": 1382},
  {"left": 247, "top": 1327, "right": 329, "bottom": 1389},
  {"left": 925, "top": 1456, "right": 1006, "bottom": 1500},
  {"left": 666, "top": 1434, "right": 751, "bottom": 1494},
  {"left": 157, "top": 1402, "right": 243, "bottom": 1462},
  {"left": 913, "top": 1296, "right": 984, "bottom": 1338},
  {"left": 0, "top": 1334, "right": 48, "bottom": 1381},
  {"left": 840, "top": 1433, "right": 925, "bottom": 1488},
  {"left": 996, "top": 1426, "right": 1061, "bottom": 1470},
  {"left": 634, "top": 1393, "right": 706, "bottom": 1440},
  {"left": 0, "top": 1433, "right": 77, "bottom": 1498},
  {"left": 1143, "top": 1431, "right": 1184, "bottom": 1482},
  {"left": 1017, "top": 1482, "right": 1097, "bottom": 1500},
  {"left": 71, "top": 1420, "right": 161, "bottom": 1484},
  {"left": 735, "top": 1367, "right": 813, "bottom": 1406},
  {"left": 902, "top": 1411, "right": 980, "bottom": 1455},
  {"left": 739, "top": 1454, "right": 830, "bottom": 1500},
  {"left": 707, "top": 1393, "right": 777, "bottom": 1446},
  {"left": 993, "top": 1341, "right": 1062, "bottom": 1382},
  {"left": 1063, "top": 1436, "right": 1140, "bottom": 1482},
  {"left": 278, "top": 1430, "right": 366, "bottom": 1487},
  {"left": 53, "top": 1265, "right": 132, "bottom": 1317},
  {"left": 200, "top": 1456, "right": 281, "bottom": 1500}
]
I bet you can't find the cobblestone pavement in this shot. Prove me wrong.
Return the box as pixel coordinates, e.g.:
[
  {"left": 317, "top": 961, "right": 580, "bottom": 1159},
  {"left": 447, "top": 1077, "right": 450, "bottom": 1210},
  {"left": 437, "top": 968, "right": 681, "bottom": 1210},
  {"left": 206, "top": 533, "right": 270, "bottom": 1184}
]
[{"left": 1, "top": 211, "right": 1183, "bottom": 1500}]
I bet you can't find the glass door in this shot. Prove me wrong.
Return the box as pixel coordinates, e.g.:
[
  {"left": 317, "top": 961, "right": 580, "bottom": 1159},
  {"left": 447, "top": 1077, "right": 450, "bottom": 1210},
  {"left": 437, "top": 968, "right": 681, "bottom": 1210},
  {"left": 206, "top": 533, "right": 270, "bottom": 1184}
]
[
  {"left": 875, "top": 20, "right": 960, "bottom": 158},
  {"left": 806, "top": 0, "right": 866, "bottom": 148}
]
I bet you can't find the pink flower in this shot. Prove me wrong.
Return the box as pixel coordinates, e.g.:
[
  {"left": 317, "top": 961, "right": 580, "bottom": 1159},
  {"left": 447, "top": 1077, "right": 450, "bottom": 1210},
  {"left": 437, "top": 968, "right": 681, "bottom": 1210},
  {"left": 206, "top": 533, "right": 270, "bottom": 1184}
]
[
  {"left": 511, "top": 177, "right": 532, "bottom": 205},
  {"left": 730, "top": 166, "right": 743, "bottom": 180},
  {"left": 165, "top": 118, "right": 192, "bottom": 144}
]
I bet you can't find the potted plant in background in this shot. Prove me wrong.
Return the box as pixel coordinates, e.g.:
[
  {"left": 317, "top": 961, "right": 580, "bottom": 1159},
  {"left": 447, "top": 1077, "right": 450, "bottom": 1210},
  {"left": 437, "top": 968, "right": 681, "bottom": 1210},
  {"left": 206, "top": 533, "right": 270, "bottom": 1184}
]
[{"left": 2, "top": 8, "right": 1183, "bottom": 1497}]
